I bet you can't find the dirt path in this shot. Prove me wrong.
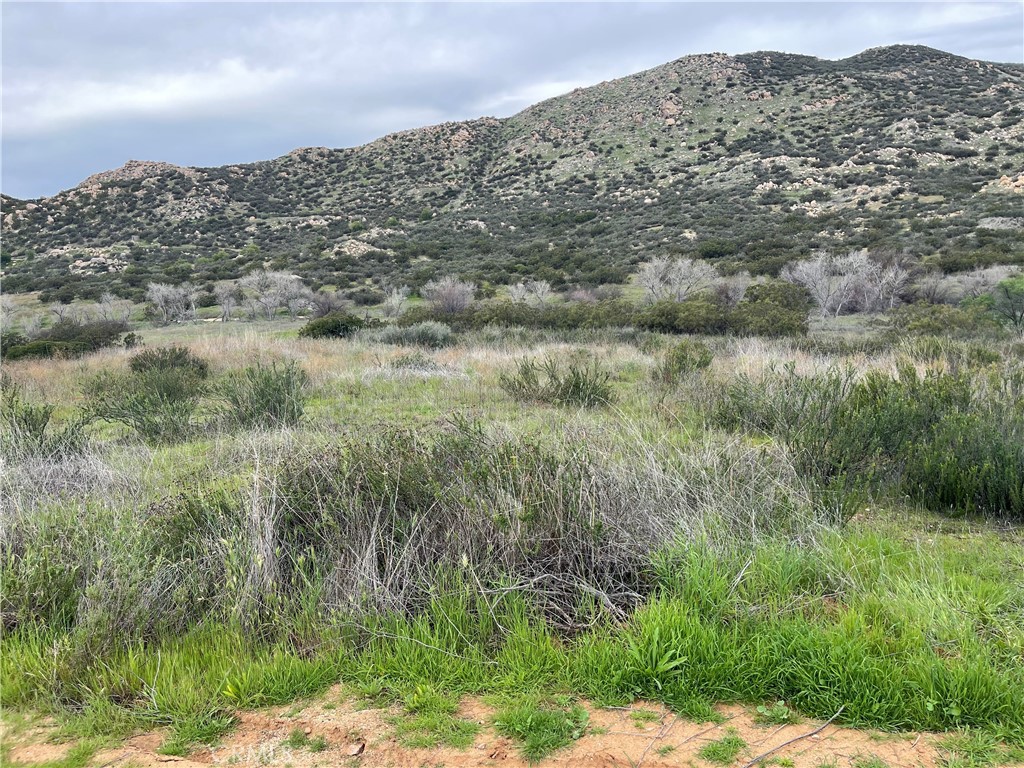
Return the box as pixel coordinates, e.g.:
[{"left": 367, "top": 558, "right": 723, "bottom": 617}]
[{"left": 2, "top": 688, "right": 996, "bottom": 768}]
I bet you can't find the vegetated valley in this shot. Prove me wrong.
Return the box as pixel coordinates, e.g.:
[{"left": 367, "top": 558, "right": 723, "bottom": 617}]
[{"left": 2, "top": 44, "right": 1024, "bottom": 768}]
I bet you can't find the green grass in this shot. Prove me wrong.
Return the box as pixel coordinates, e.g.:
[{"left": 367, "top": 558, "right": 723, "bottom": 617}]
[
  {"left": 940, "top": 730, "right": 1024, "bottom": 767},
  {"left": 630, "top": 708, "right": 661, "bottom": 728},
  {"left": 698, "top": 730, "right": 747, "bottom": 764},
  {"left": 3, "top": 327, "right": 1024, "bottom": 762},
  {"left": 492, "top": 695, "right": 589, "bottom": 762},
  {"left": 389, "top": 685, "right": 480, "bottom": 749},
  {"left": 851, "top": 757, "right": 890, "bottom": 768}
]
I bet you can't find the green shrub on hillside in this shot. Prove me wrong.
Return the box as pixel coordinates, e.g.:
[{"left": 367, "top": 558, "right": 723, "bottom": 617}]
[
  {"left": 1, "top": 320, "right": 131, "bottom": 360},
  {"left": 298, "top": 311, "right": 366, "bottom": 339},
  {"left": 129, "top": 345, "right": 210, "bottom": 379}
]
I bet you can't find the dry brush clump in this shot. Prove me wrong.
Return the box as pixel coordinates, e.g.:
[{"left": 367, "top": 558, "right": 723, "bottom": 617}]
[{"left": 0, "top": 421, "right": 827, "bottom": 647}]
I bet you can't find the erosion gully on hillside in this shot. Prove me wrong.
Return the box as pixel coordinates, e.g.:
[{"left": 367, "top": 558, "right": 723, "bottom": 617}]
[{"left": 2, "top": 689, "right": 980, "bottom": 768}]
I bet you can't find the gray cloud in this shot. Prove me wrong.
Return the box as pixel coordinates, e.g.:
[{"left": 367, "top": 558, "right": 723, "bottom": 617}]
[{"left": 2, "top": 1, "right": 1021, "bottom": 199}]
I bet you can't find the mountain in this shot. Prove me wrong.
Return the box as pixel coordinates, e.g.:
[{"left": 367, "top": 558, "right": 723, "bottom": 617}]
[{"left": 2, "top": 44, "right": 1023, "bottom": 301}]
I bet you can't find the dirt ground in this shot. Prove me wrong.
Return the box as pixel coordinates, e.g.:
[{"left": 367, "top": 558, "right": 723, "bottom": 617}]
[{"left": 2, "top": 687, "right": 1000, "bottom": 768}]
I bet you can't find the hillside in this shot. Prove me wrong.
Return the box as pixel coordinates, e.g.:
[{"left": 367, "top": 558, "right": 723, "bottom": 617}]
[{"left": 2, "top": 44, "right": 1023, "bottom": 301}]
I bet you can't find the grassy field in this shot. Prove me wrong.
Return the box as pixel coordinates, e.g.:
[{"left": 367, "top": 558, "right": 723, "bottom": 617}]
[{"left": 2, "top": 319, "right": 1023, "bottom": 766}]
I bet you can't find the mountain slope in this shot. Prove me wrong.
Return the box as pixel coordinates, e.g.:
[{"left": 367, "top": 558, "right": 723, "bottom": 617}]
[{"left": 3, "top": 44, "right": 1023, "bottom": 301}]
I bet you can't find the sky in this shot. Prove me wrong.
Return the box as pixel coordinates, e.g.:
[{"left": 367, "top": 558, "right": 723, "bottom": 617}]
[{"left": 2, "top": 2, "right": 1022, "bottom": 200}]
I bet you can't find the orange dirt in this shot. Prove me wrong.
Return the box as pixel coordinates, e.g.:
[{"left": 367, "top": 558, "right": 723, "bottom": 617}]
[{"left": 2, "top": 687, "right": 998, "bottom": 768}]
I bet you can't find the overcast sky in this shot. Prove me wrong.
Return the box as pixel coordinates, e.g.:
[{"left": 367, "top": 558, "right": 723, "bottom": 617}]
[{"left": 2, "top": 1, "right": 1022, "bottom": 199}]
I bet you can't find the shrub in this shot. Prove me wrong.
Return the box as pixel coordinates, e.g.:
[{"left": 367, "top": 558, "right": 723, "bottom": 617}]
[
  {"left": 499, "top": 355, "right": 614, "bottom": 408},
  {"left": 0, "top": 380, "right": 86, "bottom": 459},
  {"left": 1, "top": 320, "right": 131, "bottom": 360},
  {"left": 129, "top": 346, "right": 210, "bottom": 379},
  {"left": 708, "top": 363, "right": 1024, "bottom": 519},
  {"left": 653, "top": 339, "right": 713, "bottom": 385},
  {"left": 218, "top": 361, "right": 309, "bottom": 428},
  {"left": 2, "top": 340, "right": 89, "bottom": 360},
  {"left": 636, "top": 299, "right": 731, "bottom": 335},
  {"left": 886, "top": 302, "right": 1003, "bottom": 339},
  {"left": 368, "top": 321, "right": 454, "bottom": 349},
  {"left": 730, "top": 302, "right": 808, "bottom": 337},
  {"left": 298, "top": 311, "right": 365, "bottom": 339},
  {"left": 398, "top": 300, "right": 637, "bottom": 332},
  {"left": 85, "top": 367, "right": 206, "bottom": 443}
]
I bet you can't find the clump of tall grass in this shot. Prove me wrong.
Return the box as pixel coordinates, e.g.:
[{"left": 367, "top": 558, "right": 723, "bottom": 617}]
[
  {"left": 85, "top": 368, "right": 205, "bottom": 443},
  {"left": 499, "top": 355, "right": 614, "bottom": 407},
  {"left": 128, "top": 345, "right": 211, "bottom": 379},
  {"left": 897, "top": 336, "right": 1001, "bottom": 373},
  {"left": 0, "top": 422, "right": 823, "bottom": 646},
  {"left": 217, "top": 361, "right": 309, "bottom": 428},
  {"left": 0, "top": 378, "right": 86, "bottom": 460},
  {"left": 363, "top": 351, "right": 466, "bottom": 381},
  {"left": 361, "top": 321, "right": 454, "bottom": 349},
  {"left": 707, "top": 362, "right": 1024, "bottom": 518},
  {"left": 652, "top": 339, "right": 713, "bottom": 385}
]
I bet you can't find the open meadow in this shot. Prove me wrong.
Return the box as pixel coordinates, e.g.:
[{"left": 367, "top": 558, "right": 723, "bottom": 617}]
[{"left": 2, "top": 314, "right": 1023, "bottom": 768}]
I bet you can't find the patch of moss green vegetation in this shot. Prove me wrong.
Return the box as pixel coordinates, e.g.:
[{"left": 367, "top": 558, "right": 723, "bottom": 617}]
[
  {"left": 493, "top": 695, "right": 589, "bottom": 763},
  {"left": 698, "top": 730, "right": 747, "bottom": 764}
]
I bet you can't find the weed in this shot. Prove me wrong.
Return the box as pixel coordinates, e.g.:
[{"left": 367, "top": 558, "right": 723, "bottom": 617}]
[
  {"left": 217, "top": 360, "right": 309, "bottom": 428},
  {"left": 283, "top": 729, "right": 310, "bottom": 749},
  {"left": 755, "top": 701, "right": 801, "bottom": 726},
  {"left": 630, "top": 708, "right": 661, "bottom": 728},
  {"left": 0, "top": 381, "right": 86, "bottom": 459},
  {"left": 499, "top": 354, "right": 614, "bottom": 407},
  {"left": 392, "top": 685, "right": 478, "bottom": 749},
  {"left": 698, "top": 730, "right": 747, "bottom": 764},
  {"left": 652, "top": 339, "right": 714, "bottom": 385},
  {"left": 851, "top": 756, "right": 889, "bottom": 768},
  {"left": 493, "top": 695, "right": 589, "bottom": 762}
]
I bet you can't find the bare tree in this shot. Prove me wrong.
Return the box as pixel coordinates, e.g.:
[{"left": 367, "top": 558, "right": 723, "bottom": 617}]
[
  {"left": 716, "top": 271, "right": 752, "bottom": 307},
  {"left": 146, "top": 282, "right": 197, "bottom": 324},
  {"left": 95, "top": 291, "right": 131, "bottom": 323},
  {"left": 0, "top": 295, "right": 16, "bottom": 328},
  {"left": 282, "top": 283, "right": 314, "bottom": 319},
  {"left": 508, "top": 283, "right": 530, "bottom": 304},
  {"left": 421, "top": 276, "right": 476, "bottom": 313},
  {"left": 214, "top": 283, "right": 240, "bottom": 322},
  {"left": 21, "top": 313, "right": 43, "bottom": 338},
  {"left": 525, "top": 279, "right": 552, "bottom": 306},
  {"left": 866, "top": 262, "right": 912, "bottom": 311},
  {"left": 782, "top": 250, "right": 873, "bottom": 317},
  {"left": 238, "top": 270, "right": 308, "bottom": 320},
  {"left": 637, "top": 256, "right": 718, "bottom": 303},
  {"left": 382, "top": 286, "right": 410, "bottom": 318},
  {"left": 49, "top": 301, "right": 76, "bottom": 323},
  {"left": 239, "top": 271, "right": 277, "bottom": 319},
  {"left": 911, "top": 270, "right": 952, "bottom": 304},
  {"left": 309, "top": 289, "right": 347, "bottom": 318}
]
